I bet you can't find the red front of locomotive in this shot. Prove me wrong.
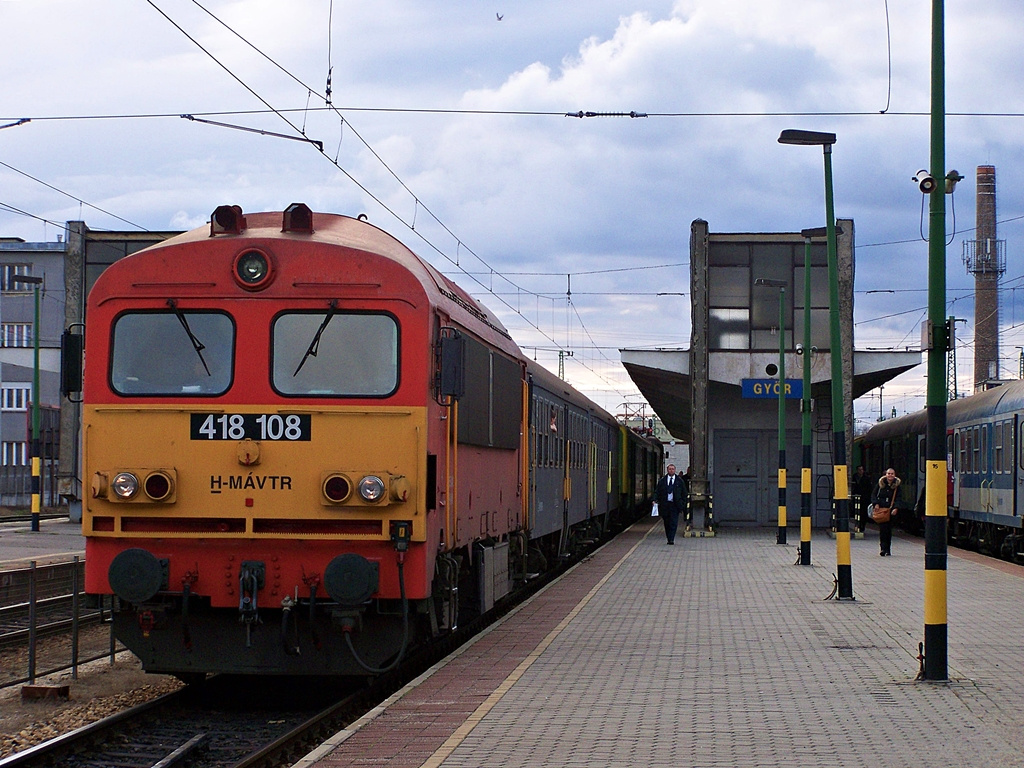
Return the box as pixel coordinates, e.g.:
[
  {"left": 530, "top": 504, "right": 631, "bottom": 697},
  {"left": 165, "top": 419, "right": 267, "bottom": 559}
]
[{"left": 82, "top": 206, "right": 453, "bottom": 676}]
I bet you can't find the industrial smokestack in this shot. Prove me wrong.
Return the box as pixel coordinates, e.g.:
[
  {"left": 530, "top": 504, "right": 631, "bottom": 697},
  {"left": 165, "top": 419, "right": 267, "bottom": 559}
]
[{"left": 968, "top": 165, "right": 1004, "bottom": 391}]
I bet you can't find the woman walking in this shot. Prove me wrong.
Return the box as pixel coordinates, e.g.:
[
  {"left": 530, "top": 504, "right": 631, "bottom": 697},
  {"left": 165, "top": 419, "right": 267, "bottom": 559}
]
[{"left": 871, "top": 468, "right": 901, "bottom": 556}]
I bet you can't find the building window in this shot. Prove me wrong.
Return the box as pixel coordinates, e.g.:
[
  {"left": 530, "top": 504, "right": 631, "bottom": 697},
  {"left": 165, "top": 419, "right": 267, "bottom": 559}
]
[
  {"left": 1, "top": 385, "right": 31, "bottom": 411},
  {"left": 1, "top": 442, "right": 27, "bottom": 466},
  {"left": 708, "top": 308, "right": 750, "bottom": 350},
  {"left": 0, "top": 264, "right": 32, "bottom": 292},
  {"left": 1, "top": 323, "right": 33, "bottom": 348}
]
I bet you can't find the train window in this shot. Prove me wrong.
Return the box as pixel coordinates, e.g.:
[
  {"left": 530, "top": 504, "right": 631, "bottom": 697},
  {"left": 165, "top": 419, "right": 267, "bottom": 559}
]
[
  {"left": 536, "top": 405, "right": 544, "bottom": 466},
  {"left": 1007, "top": 421, "right": 1014, "bottom": 473},
  {"left": 110, "top": 311, "right": 234, "bottom": 396},
  {"left": 539, "top": 402, "right": 548, "bottom": 466},
  {"left": 1008, "top": 421, "right": 1015, "bottom": 473},
  {"left": 1003, "top": 423, "right": 1011, "bottom": 473},
  {"left": 981, "top": 425, "right": 988, "bottom": 474},
  {"left": 272, "top": 311, "right": 398, "bottom": 397},
  {"left": 994, "top": 422, "right": 1004, "bottom": 474}
]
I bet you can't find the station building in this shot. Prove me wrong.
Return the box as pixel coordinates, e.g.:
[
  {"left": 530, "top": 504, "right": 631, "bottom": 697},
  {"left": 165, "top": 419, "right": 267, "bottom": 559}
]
[{"left": 621, "top": 219, "right": 920, "bottom": 528}]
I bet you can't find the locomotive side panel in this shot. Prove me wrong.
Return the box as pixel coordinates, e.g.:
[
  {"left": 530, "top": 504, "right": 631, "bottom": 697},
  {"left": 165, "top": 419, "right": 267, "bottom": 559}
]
[{"left": 448, "top": 335, "right": 524, "bottom": 548}]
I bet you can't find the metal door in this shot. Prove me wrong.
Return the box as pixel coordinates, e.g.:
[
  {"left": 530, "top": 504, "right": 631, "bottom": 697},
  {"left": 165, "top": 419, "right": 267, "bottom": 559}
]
[{"left": 713, "top": 431, "right": 759, "bottom": 524}]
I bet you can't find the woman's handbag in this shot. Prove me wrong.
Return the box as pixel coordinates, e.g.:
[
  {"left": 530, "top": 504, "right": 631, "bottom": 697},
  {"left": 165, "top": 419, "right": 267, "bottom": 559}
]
[{"left": 871, "top": 505, "right": 891, "bottom": 523}]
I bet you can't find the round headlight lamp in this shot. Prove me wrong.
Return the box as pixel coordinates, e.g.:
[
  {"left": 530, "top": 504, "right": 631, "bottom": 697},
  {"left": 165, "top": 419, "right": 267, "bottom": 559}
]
[
  {"left": 358, "top": 475, "right": 386, "bottom": 503},
  {"left": 232, "top": 249, "right": 273, "bottom": 290},
  {"left": 112, "top": 472, "right": 139, "bottom": 499}
]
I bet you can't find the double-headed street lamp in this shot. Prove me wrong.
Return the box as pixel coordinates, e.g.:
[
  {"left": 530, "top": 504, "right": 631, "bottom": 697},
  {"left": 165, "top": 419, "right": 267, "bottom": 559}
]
[
  {"left": 778, "top": 129, "right": 853, "bottom": 599},
  {"left": 11, "top": 274, "right": 42, "bottom": 532},
  {"left": 755, "top": 278, "right": 788, "bottom": 545}
]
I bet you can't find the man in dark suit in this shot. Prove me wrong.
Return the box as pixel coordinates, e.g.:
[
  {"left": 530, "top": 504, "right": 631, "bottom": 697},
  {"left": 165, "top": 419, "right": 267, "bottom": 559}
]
[{"left": 655, "top": 464, "right": 686, "bottom": 544}]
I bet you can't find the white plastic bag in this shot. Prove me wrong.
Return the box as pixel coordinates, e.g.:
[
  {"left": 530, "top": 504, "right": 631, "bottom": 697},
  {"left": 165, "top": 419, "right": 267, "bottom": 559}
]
[{"left": 651, "top": 502, "right": 659, "bottom": 517}]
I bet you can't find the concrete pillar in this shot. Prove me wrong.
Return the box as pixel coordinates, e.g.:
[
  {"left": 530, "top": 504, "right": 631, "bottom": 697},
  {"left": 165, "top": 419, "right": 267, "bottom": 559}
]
[{"left": 57, "top": 221, "right": 86, "bottom": 515}]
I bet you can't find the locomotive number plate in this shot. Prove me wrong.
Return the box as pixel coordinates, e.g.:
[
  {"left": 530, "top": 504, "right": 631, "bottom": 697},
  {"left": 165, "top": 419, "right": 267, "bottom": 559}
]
[{"left": 190, "top": 413, "right": 311, "bottom": 441}]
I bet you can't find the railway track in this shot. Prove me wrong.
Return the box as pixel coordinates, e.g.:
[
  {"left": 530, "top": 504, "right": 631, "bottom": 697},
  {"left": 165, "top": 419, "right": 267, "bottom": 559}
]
[
  {"left": 0, "top": 595, "right": 103, "bottom": 648},
  {"left": 0, "top": 678, "right": 331, "bottom": 768}
]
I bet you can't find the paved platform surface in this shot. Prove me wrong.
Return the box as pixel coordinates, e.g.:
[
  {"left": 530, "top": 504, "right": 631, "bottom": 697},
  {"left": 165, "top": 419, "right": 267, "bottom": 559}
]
[
  {"left": 0, "top": 517, "right": 84, "bottom": 568},
  {"left": 300, "top": 517, "right": 1024, "bottom": 768}
]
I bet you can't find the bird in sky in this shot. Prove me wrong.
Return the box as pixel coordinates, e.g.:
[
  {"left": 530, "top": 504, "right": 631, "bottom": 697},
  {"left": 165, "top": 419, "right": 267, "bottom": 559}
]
[{"left": 496, "top": 13, "right": 503, "bottom": 21}]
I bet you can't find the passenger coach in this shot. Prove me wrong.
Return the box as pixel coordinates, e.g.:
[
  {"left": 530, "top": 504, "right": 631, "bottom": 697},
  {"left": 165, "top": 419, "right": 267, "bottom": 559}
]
[{"left": 859, "top": 381, "right": 1024, "bottom": 561}]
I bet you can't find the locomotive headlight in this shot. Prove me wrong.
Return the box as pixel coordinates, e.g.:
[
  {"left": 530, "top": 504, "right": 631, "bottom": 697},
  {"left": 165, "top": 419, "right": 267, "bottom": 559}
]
[
  {"left": 237, "top": 251, "right": 267, "bottom": 282},
  {"left": 232, "top": 249, "right": 274, "bottom": 291},
  {"left": 112, "top": 472, "right": 139, "bottom": 499},
  {"left": 358, "top": 475, "right": 386, "bottom": 502}
]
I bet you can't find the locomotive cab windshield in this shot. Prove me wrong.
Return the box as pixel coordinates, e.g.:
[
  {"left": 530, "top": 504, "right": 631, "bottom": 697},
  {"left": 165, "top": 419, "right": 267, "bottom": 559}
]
[
  {"left": 110, "top": 310, "right": 234, "bottom": 396},
  {"left": 272, "top": 310, "right": 399, "bottom": 397}
]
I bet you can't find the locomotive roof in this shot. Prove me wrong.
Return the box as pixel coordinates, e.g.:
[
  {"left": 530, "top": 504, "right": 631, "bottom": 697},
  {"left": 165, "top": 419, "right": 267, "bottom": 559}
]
[{"left": 134, "top": 208, "right": 515, "bottom": 349}]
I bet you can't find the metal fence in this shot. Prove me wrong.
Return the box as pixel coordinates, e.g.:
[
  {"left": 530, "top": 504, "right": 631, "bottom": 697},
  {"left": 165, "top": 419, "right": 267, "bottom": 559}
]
[{"left": 1, "top": 558, "right": 124, "bottom": 688}]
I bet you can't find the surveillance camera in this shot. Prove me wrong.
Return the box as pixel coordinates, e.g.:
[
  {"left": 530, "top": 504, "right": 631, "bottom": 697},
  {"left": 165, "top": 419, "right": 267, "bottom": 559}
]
[
  {"left": 945, "top": 170, "right": 964, "bottom": 194},
  {"left": 913, "top": 169, "right": 937, "bottom": 194},
  {"left": 795, "top": 343, "right": 804, "bottom": 355},
  {"left": 810, "top": 346, "right": 818, "bottom": 354}
]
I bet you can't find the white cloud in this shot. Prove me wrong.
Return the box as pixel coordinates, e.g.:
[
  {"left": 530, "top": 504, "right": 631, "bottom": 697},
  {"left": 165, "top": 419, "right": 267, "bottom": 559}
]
[{"left": 2, "top": 0, "right": 1024, "bottom": 416}]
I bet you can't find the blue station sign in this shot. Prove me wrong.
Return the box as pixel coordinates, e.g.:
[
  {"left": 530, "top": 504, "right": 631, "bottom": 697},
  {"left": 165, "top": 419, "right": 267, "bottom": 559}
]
[{"left": 741, "top": 378, "right": 803, "bottom": 399}]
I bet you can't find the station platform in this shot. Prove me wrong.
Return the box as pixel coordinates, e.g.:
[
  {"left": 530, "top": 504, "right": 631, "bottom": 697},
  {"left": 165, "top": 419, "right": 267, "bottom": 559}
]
[
  {"left": 299, "top": 517, "right": 1024, "bottom": 768},
  {"left": 0, "top": 516, "right": 84, "bottom": 569}
]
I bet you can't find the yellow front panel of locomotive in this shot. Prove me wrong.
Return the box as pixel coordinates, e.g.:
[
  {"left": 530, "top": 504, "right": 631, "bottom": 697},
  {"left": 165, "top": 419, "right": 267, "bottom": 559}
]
[{"left": 82, "top": 404, "right": 426, "bottom": 541}]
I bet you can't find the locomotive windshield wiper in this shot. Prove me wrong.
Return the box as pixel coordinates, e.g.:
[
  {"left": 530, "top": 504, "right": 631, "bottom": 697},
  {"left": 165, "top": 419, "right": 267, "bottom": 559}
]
[
  {"left": 167, "top": 299, "right": 210, "bottom": 376},
  {"left": 294, "top": 300, "right": 338, "bottom": 376}
]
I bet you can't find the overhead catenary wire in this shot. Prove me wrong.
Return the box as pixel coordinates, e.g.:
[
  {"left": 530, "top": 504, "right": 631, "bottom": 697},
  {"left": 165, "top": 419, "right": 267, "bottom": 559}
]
[
  {"left": 13, "top": 107, "right": 1024, "bottom": 122},
  {"left": 149, "top": 0, "right": 643, "bottom": 398},
  {"left": 0, "top": 160, "right": 147, "bottom": 230}
]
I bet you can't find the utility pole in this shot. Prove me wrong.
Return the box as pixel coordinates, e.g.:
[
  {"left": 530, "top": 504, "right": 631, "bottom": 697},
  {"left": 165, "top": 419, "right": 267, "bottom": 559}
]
[{"left": 923, "top": 0, "right": 949, "bottom": 681}]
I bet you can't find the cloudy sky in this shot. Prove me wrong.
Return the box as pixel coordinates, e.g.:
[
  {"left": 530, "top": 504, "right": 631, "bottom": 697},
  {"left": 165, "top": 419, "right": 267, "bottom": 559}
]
[{"left": 2, "top": 0, "right": 1023, "bottom": 429}]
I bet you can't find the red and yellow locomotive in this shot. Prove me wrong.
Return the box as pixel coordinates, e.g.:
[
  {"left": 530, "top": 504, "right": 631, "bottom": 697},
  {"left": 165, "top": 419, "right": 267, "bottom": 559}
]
[{"left": 79, "top": 205, "right": 658, "bottom": 679}]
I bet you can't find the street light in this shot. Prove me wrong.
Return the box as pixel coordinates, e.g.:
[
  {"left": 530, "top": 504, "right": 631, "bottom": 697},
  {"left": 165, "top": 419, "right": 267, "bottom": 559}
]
[
  {"left": 11, "top": 274, "right": 42, "bottom": 532},
  {"left": 755, "top": 277, "right": 788, "bottom": 545},
  {"left": 779, "top": 129, "right": 854, "bottom": 599}
]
